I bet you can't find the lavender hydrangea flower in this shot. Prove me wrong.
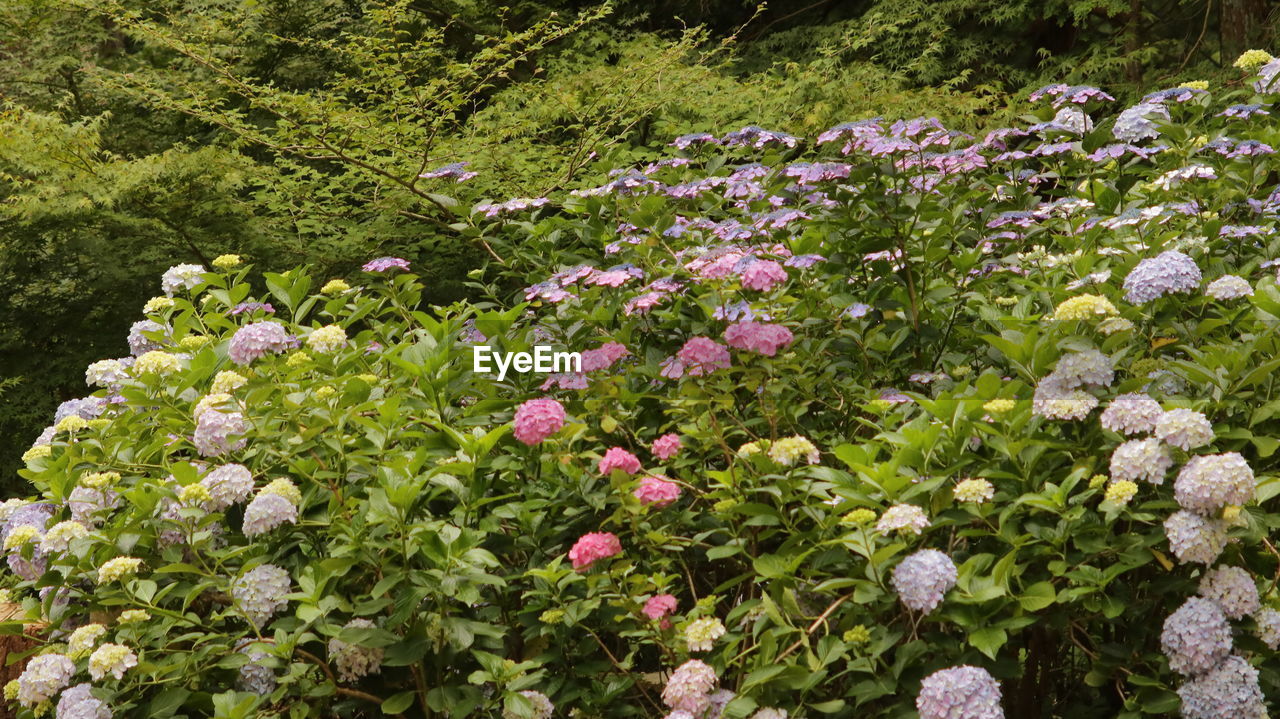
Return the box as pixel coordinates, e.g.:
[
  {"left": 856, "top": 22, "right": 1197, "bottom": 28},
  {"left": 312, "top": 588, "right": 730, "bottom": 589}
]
[
  {"left": 916, "top": 665, "right": 1003, "bottom": 719},
  {"left": 242, "top": 493, "right": 298, "bottom": 537},
  {"left": 1205, "top": 275, "right": 1253, "bottom": 300},
  {"left": 1165, "top": 511, "right": 1230, "bottom": 565},
  {"left": 228, "top": 321, "right": 295, "bottom": 365},
  {"left": 1113, "top": 102, "right": 1170, "bottom": 142},
  {"left": 1197, "top": 566, "right": 1260, "bottom": 619},
  {"left": 1110, "top": 438, "right": 1173, "bottom": 485},
  {"left": 17, "top": 653, "right": 75, "bottom": 706},
  {"left": 236, "top": 643, "right": 276, "bottom": 696},
  {"left": 361, "top": 256, "right": 411, "bottom": 272},
  {"left": 56, "top": 683, "right": 111, "bottom": 719},
  {"left": 891, "top": 549, "right": 958, "bottom": 613},
  {"left": 670, "top": 132, "right": 719, "bottom": 150},
  {"left": 1122, "top": 251, "right": 1201, "bottom": 304},
  {"left": 1177, "top": 655, "right": 1266, "bottom": 719},
  {"left": 502, "top": 691, "right": 555, "bottom": 719},
  {"left": 200, "top": 464, "right": 255, "bottom": 511},
  {"left": 721, "top": 126, "right": 800, "bottom": 149},
  {"left": 1252, "top": 58, "right": 1280, "bottom": 93},
  {"left": 1174, "top": 453, "right": 1255, "bottom": 514},
  {"left": 128, "top": 319, "right": 166, "bottom": 356},
  {"left": 1218, "top": 103, "right": 1270, "bottom": 120},
  {"left": 232, "top": 564, "right": 292, "bottom": 628},
  {"left": 193, "top": 410, "right": 248, "bottom": 457},
  {"left": 1162, "top": 597, "right": 1232, "bottom": 676},
  {"left": 328, "top": 618, "right": 384, "bottom": 682},
  {"left": 1254, "top": 608, "right": 1280, "bottom": 649},
  {"left": 418, "top": 162, "right": 477, "bottom": 182},
  {"left": 1100, "top": 394, "right": 1163, "bottom": 435},
  {"left": 69, "top": 486, "right": 118, "bottom": 525}
]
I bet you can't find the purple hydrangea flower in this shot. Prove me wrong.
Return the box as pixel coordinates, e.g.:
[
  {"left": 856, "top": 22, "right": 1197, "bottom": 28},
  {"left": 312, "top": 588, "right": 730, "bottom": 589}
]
[
  {"left": 916, "top": 665, "right": 1003, "bottom": 719},
  {"left": 242, "top": 493, "right": 298, "bottom": 537},
  {"left": 1177, "top": 655, "right": 1265, "bottom": 719},
  {"left": 232, "top": 564, "right": 292, "bottom": 628},
  {"left": 361, "top": 256, "right": 411, "bottom": 273},
  {"left": 418, "top": 162, "right": 478, "bottom": 182},
  {"left": 1162, "top": 597, "right": 1232, "bottom": 676},
  {"left": 1122, "top": 251, "right": 1201, "bottom": 304},
  {"left": 228, "top": 321, "right": 296, "bottom": 365},
  {"left": 891, "top": 549, "right": 958, "bottom": 613}
]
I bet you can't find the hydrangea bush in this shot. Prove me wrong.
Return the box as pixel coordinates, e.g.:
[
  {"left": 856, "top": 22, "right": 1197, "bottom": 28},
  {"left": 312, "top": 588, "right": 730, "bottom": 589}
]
[{"left": 11, "top": 57, "right": 1280, "bottom": 718}]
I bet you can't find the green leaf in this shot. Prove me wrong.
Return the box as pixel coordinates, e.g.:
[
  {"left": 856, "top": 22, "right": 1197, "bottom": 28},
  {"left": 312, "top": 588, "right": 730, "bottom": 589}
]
[
  {"left": 381, "top": 691, "right": 416, "bottom": 714},
  {"left": 968, "top": 627, "right": 1007, "bottom": 659}
]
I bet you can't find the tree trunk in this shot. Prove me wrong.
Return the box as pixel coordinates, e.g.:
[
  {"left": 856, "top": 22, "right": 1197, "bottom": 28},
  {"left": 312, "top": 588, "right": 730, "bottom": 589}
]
[{"left": 1221, "top": 0, "right": 1269, "bottom": 60}]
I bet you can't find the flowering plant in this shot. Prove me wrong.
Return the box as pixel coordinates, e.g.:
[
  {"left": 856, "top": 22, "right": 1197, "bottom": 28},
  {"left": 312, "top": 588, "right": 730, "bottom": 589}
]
[{"left": 11, "top": 59, "right": 1280, "bottom": 718}]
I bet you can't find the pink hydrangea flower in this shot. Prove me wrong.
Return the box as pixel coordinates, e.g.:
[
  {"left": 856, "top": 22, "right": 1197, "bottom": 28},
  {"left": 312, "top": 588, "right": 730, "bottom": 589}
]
[
  {"left": 676, "top": 338, "right": 731, "bottom": 376},
  {"left": 362, "top": 257, "right": 410, "bottom": 273},
  {"left": 643, "top": 594, "right": 679, "bottom": 621},
  {"left": 634, "top": 475, "right": 681, "bottom": 506},
  {"left": 513, "top": 398, "right": 566, "bottom": 445},
  {"left": 568, "top": 532, "right": 621, "bottom": 569},
  {"left": 228, "top": 322, "right": 296, "bottom": 365},
  {"left": 599, "top": 447, "right": 642, "bottom": 475},
  {"left": 652, "top": 433, "right": 682, "bottom": 461},
  {"left": 723, "top": 322, "right": 795, "bottom": 356},
  {"left": 739, "top": 260, "right": 788, "bottom": 291},
  {"left": 581, "top": 342, "right": 630, "bottom": 372}
]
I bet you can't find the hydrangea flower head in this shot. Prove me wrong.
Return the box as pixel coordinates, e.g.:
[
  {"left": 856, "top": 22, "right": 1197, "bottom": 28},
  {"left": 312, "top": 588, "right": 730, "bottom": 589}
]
[
  {"left": 85, "top": 359, "right": 127, "bottom": 388},
  {"left": 161, "top": 263, "right": 206, "bottom": 296},
  {"left": 16, "top": 654, "right": 75, "bottom": 706},
  {"left": 634, "top": 476, "right": 682, "bottom": 507},
  {"left": 243, "top": 493, "right": 299, "bottom": 537},
  {"left": 676, "top": 338, "right": 731, "bottom": 376},
  {"left": 891, "top": 549, "right": 958, "bottom": 613},
  {"left": 599, "top": 447, "right": 642, "bottom": 475},
  {"left": 568, "top": 532, "right": 621, "bottom": 569},
  {"left": 739, "top": 260, "right": 788, "bottom": 292},
  {"left": 767, "top": 436, "right": 820, "bottom": 466},
  {"left": 661, "top": 659, "right": 718, "bottom": 715},
  {"left": 502, "top": 691, "right": 555, "bottom": 719},
  {"left": 1123, "top": 251, "right": 1201, "bottom": 304},
  {"left": 652, "top": 434, "right": 682, "bottom": 461},
  {"left": 1165, "top": 511, "right": 1229, "bottom": 565},
  {"left": 66, "top": 624, "right": 107, "bottom": 658},
  {"left": 328, "top": 618, "right": 384, "bottom": 682},
  {"left": 97, "top": 556, "right": 142, "bottom": 583},
  {"left": 200, "top": 464, "right": 255, "bottom": 510},
  {"left": 1197, "top": 566, "right": 1259, "bottom": 619},
  {"left": 953, "top": 478, "right": 994, "bottom": 503},
  {"left": 1255, "top": 608, "right": 1280, "bottom": 649},
  {"left": 684, "top": 617, "right": 726, "bottom": 652},
  {"left": 232, "top": 564, "right": 292, "bottom": 628},
  {"left": 128, "top": 320, "right": 166, "bottom": 356},
  {"left": 362, "top": 257, "right": 411, "bottom": 273},
  {"left": 1155, "top": 409, "right": 1214, "bottom": 450},
  {"left": 132, "top": 351, "right": 181, "bottom": 377},
  {"left": 229, "top": 322, "right": 295, "bottom": 365},
  {"left": 1104, "top": 480, "right": 1138, "bottom": 506},
  {"left": 1177, "top": 655, "right": 1265, "bottom": 719},
  {"left": 211, "top": 370, "right": 248, "bottom": 394},
  {"left": 643, "top": 594, "right": 678, "bottom": 620},
  {"left": 306, "top": 325, "right": 348, "bottom": 353},
  {"left": 1205, "top": 275, "right": 1253, "bottom": 300},
  {"left": 513, "top": 398, "right": 566, "bottom": 445},
  {"left": 1110, "top": 438, "right": 1173, "bottom": 484},
  {"left": 321, "top": 279, "right": 351, "bottom": 294},
  {"left": 193, "top": 410, "right": 248, "bottom": 457},
  {"left": 1100, "top": 394, "right": 1163, "bottom": 435},
  {"left": 40, "top": 521, "right": 88, "bottom": 555},
  {"left": 88, "top": 643, "right": 138, "bottom": 680},
  {"left": 1174, "top": 453, "right": 1255, "bottom": 515},
  {"left": 1053, "top": 294, "right": 1118, "bottom": 321},
  {"left": 723, "top": 322, "right": 794, "bottom": 356},
  {"left": 1234, "top": 49, "right": 1274, "bottom": 71},
  {"left": 916, "top": 665, "right": 1003, "bottom": 719},
  {"left": 1162, "top": 597, "right": 1232, "bottom": 676},
  {"left": 55, "top": 683, "right": 110, "bottom": 719},
  {"left": 877, "top": 504, "right": 930, "bottom": 535}
]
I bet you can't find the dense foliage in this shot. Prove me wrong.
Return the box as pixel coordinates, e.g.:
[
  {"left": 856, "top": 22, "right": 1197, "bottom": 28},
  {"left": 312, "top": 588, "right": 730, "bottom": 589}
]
[
  {"left": 10, "top": 54, "right": 1280, "bottom": 718},
  {"left": 1, "top": 0, "right": 1276, "bottom": 484}
]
